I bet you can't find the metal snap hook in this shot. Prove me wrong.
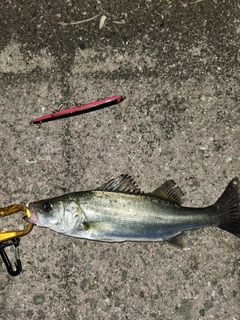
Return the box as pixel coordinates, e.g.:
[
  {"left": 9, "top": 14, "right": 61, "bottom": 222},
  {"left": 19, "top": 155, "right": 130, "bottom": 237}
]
[
  {"left": 0, "top": 204, "right": 33, "bottom": 276},
  {"left": 0, "top": 204, "right": 33, "bottom": 243},
  {"left": 0, "top": 238, "right": 22, "bottom": 276}
]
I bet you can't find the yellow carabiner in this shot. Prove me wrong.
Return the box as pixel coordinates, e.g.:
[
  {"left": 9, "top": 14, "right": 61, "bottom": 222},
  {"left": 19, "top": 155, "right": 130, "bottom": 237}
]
[{"left": 0, "top": 204, "right": 33, "bottom": 243}]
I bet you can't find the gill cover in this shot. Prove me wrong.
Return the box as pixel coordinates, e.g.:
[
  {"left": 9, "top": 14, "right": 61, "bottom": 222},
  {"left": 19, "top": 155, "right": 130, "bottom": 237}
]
[{"left": 29, "top": 197, "right": 82, "bottom": 234}]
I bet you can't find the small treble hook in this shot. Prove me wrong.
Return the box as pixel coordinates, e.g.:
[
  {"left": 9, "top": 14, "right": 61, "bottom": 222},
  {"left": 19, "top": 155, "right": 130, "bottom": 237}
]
[{"left": 0, "top": 238, "right": 22, "bottom": 276}]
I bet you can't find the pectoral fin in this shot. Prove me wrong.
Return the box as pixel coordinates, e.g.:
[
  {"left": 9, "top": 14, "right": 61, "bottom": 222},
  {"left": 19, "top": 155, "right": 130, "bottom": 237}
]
[{"left": 81, "top": 220, "right": 113, "bottom": 232}]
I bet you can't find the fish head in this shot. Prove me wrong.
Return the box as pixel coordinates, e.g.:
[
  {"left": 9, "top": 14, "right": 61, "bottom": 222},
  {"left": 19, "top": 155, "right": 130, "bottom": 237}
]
[{"left": 27, "top": 196, "right": 81, "bottom": 234}]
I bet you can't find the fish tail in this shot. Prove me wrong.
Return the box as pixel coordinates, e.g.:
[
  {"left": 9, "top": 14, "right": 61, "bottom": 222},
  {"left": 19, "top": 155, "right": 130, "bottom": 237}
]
[{"left": 215, "top": 177, "right": 240, "bottom": 237}]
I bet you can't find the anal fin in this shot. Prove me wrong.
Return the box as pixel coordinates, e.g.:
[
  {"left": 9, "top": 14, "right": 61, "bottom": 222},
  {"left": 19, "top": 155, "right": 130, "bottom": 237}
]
[{"left": 166, "top": 233, "right": 187, "bottom": 249}]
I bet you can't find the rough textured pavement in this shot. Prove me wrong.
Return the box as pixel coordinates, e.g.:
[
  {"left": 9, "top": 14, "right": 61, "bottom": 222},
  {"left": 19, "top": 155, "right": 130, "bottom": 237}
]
[{"left": 0, "top": 1, "right": 239, "bottom": 319}]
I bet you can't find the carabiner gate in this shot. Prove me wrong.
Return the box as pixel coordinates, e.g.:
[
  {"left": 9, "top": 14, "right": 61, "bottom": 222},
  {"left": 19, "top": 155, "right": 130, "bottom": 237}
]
[
  {"left": 0, "top": 238, "right": 22, "bottom": 276},
  {"left": 0, "top": 204, "right": 33, "bottom": 243},
  {"left": 0, "top": 204, "right": 33, "bottom": 276}
]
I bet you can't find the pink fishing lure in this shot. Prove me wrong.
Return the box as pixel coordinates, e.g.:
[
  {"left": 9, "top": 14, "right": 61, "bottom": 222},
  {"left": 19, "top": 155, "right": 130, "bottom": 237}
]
[{"left": 31, "top": 95, "right": 126, "bottom": 123}]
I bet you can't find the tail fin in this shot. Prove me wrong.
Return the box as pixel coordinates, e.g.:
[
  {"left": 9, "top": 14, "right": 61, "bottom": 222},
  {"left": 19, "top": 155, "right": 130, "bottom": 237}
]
[{"left": 215, "top": 177, "right": 240, "bottom": 237}]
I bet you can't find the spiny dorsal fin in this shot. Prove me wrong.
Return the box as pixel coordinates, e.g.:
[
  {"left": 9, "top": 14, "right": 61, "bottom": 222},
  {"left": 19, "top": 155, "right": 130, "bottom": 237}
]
[
  {"left": 97, "top": 174, "right": 142, "bottom": 193},
  {"left": 151, "top": 180, "right": 184, "bottom": 205}
]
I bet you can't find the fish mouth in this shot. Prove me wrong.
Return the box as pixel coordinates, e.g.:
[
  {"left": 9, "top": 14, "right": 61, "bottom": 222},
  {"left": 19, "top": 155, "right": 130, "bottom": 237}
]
[{"left": 24, "top": 203, "right": 38, "bottom": 224}]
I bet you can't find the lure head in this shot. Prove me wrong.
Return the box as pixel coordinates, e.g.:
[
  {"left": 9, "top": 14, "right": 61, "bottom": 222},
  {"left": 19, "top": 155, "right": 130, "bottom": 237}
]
[{"left": 27, "top": 196, "right": 81, "bottom": 234}]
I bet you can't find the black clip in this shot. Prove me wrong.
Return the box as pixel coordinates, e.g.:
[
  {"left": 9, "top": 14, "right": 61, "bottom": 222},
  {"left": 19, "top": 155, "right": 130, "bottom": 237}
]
[{"left": 0, "top": 238, "right": 22, "bottom": 276}]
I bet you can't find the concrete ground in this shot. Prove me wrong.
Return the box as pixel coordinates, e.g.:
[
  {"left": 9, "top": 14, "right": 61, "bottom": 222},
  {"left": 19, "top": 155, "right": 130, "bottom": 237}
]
[{"left": 0, "top": 0, "right": 239, "bottom": 319}]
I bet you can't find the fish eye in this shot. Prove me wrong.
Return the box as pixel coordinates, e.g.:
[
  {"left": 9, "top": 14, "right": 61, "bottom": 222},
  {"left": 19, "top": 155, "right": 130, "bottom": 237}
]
[{"left": 42, "top": 202, "right": 52, "bottom": 213}]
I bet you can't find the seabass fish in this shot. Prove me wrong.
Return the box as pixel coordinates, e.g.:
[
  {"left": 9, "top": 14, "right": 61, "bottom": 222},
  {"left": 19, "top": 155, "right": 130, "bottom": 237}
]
[{"left": 27, "top": 175, "right": 240, "bottom": 247}]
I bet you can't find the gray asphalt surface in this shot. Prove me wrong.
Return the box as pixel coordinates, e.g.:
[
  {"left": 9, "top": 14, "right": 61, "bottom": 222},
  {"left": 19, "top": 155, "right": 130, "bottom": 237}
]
[{"left": 0, "top": 1, "right": 239, "bottom": 319}]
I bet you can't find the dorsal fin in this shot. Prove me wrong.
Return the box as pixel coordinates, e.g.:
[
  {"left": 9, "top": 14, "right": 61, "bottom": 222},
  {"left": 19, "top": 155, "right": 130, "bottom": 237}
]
[
  {"left": 97, "top": 174, "right": 142, "bottom": 193},
  {"left": 151, "top": 180, "right": 184, "bottom": 205}
]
